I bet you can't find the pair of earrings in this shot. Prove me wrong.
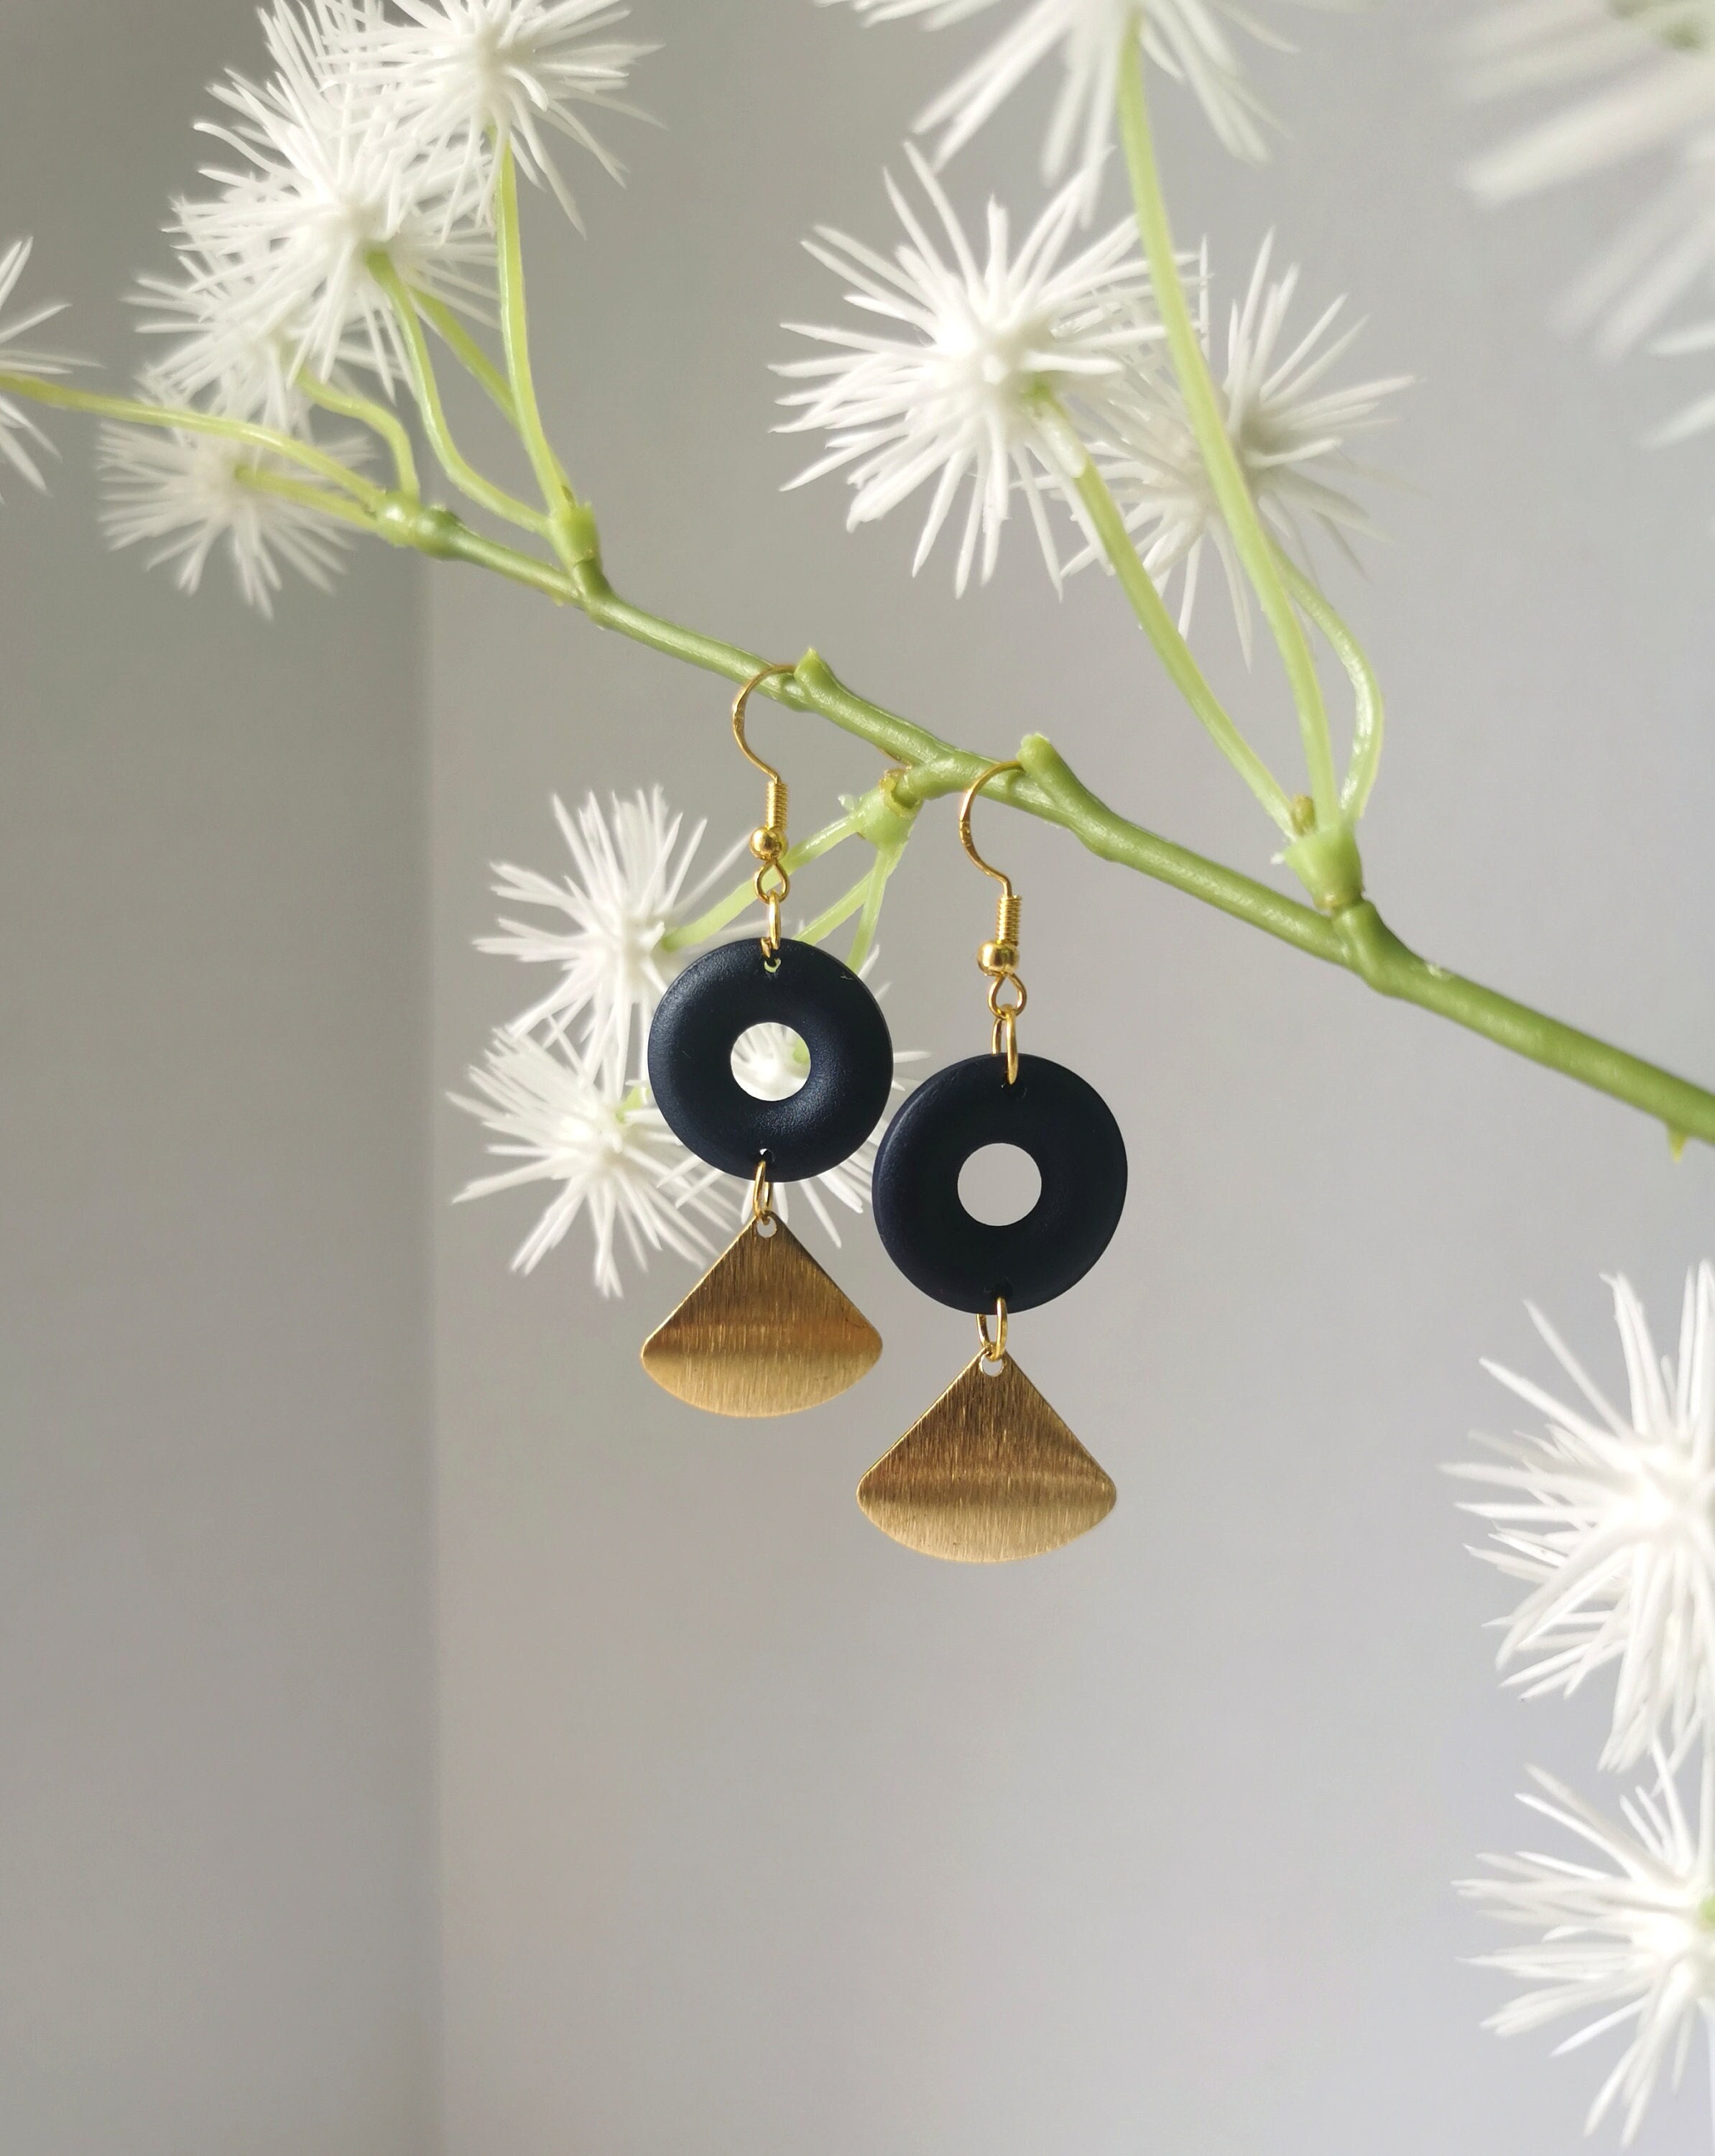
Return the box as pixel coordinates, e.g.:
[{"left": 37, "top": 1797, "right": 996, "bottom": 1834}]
[{"left": 640, "top": 667, "right": 1127, "bottom": 1565}]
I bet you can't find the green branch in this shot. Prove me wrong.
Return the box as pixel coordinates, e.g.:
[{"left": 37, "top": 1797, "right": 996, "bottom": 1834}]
[
  {"left": 394, "top": 506, "right": 1715, "bottom": 1147},
  {"left": 12, "top": 321, "right": 1713, "bottom": 1152}
]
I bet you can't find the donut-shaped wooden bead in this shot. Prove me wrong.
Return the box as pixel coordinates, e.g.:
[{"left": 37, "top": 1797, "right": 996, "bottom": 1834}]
[
  {"left": 647, "top": 939, "right": 895, "bottom": 1181},
  {"left": 872, "top": 1054, "right": 1127, "bottom": 1313}
]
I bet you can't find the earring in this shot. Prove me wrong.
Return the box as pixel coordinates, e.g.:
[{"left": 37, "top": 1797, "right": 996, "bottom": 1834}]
[
  {"left": 639, "top": 665, "right": 893, "bottom": 1419},
  {"left": 860, "top": 761, "right": 1125, "bottom": 1562}
]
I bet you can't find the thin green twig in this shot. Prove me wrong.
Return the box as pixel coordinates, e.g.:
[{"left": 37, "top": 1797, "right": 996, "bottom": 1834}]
[
  {"left": 798, "top": 872, "right": 875, "bottom": 947},
  {"left": 660, "top": 812, "right": 862, "bottom": 952},
  {"left": 1117, "top": 24, "right": 1341, "bottom": 830},
  {"left": 415, "top": 291, "right": 519, "bottom": 424},
  {"left": 234, "top": 466, "right": 379, "bottom": 530},
  {"left": 1073, "top": 457, "right": 1296, "bottom": 835},
  {"left": 495, "top": 144, "right": 575, "bottom": 524},
  {"left": 368, "top": 255, "right": 551, "bottom": 535},
  {"left": 0, "top": 372, "right": 383, "bottom": 507},
  {"left": 299, "top": 372, "right": 419, "bottom": 497},
  {"left": 846, "top": 841, "right": 903, "bottom": 973},
  {"left": 1275, "top": 553, "right": 1386, "bottom": 818}
]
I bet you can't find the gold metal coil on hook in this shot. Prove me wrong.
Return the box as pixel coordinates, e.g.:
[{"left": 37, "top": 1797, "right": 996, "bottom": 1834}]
[{"left": 960, "top": 760, "right": 1027, "bottom": 1082}]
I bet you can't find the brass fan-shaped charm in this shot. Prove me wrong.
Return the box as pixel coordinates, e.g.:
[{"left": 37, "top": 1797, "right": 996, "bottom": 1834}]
[
  {"left": 641, "top": 1217, "right": 882, "bottom": 1418},
  {"left": 858, "top": 1350, "right": 1116, "bottom": 1563}
]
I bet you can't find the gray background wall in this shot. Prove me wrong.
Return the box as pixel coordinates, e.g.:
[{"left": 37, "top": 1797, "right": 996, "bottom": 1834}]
[
  {"left": 433, "top": 6, "right": 1715, "bottom": 2155},
  {"left": 6, "top": 2, "right": 1715, "bottom": 2153},
  {"left": 0, "top": 6, "right": 435, "bottom": 2154}
]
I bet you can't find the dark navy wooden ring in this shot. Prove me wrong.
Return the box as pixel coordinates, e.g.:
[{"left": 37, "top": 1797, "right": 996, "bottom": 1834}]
[
  {"left": 647, "top": 939, "right": 895, "bottom": 1181},
  {"left": 872, "top": 1053, "right": 1127, "bottom": 1314}
]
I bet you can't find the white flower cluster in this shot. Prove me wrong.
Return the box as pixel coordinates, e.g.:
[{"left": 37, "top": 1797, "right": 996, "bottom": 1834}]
[
  {"left": 780, "top": 155, "right": 1405, "bottom": 625},
  {"left": 822, "top": 0, "right": 1365, "bottom": 195},
  {"left": 778, "top": 151, "right": 1157, "bottom": 594},
  {"left": 1081, "top": 232, "right": 1409, "bottom": 650},
  {"left": 1461, "top": 0, "right": 1715, "bottom": 446},
  {"left": 453, "top": 790, "right": 917, "bottom": 1294},
  {"left": 99, "top": 382, "right": 366, "bottom": 618},
  {"left": 1456, "top": 1266, "right": 1715, "bottom": 2142},
  {"left": 101, "top": 0, "right": 650, "bottom": 609}
]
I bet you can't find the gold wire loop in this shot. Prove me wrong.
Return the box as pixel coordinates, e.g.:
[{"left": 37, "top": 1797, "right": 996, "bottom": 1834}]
[
  {"left": 991, "top": 1008, "right": 1020, "bottom": 1086},
  {"left": 750, "top": 1158, "right": 776, "bottom": 1229},
  {"left": 960, "top": 760, "right": 1028, "bottom": 1083},
  {"left": 732, "top": 664, "right": 798, "bottom": 959},
  {"left": 976, "top": 1297, "right": 1009, "bottom": 1365}
]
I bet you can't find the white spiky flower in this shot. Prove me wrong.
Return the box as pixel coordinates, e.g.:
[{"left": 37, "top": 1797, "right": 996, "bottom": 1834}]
[
  {"left": 1078, "top": 234, "right": 1407, "bottom": 651},
  {"left": 356, "top": 0, "right": 655, "bottom": 229},
  {"left": 177, "top": 0, "right": 486, "bottom": 390},
  {"left": 98, "top": 372, "right": 361, "bottom": 616},
  {"left": 131, "top": 244, "right": 303, "bottom": 431},
  {"left": 1462, "top": 1749, "right": 1715, "bottom": 2145},
  {"left": 1451, "top": 1266, "right": 1715, "bottom": 1773},
  {"left": 777, "top": 149, "right": 1157, "bottom": 592},
  {"left": 818, "top": 0, "right": 1361, "bottom": 195},
  {"left": 0, "top": 238, "right": 71, "bottom": 496},
  {"left": 1461, "top": 1, "right": 1715, "bottom": 356},
  {"left": 476, "top": 789, "right": 739, "bottom": 1072},
  {"left": 452, "top": 1033, "right": 724, "bottom": 1293}
]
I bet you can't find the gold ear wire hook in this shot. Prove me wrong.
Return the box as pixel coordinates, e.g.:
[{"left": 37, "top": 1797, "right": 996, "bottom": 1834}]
[
  {"left": 960, "top": 760, "right": 1027, "bottom": 1083},
  {"left": 958, "top": 760, "right": 1021, "bottom": 898},
  {"left": 733, "top": 664, "right": 798, "bottom": 962}
]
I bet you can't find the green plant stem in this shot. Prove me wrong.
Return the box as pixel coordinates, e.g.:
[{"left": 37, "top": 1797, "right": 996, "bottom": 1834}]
[
  {"left": 1274, "top": 554, "right": 1386, "bottom": 818},
  {"left": 798, "top": 873, "right": 875, "bottom": 948},
  {"left": 392, "top": 509, "right": 1715, "bottom": 1147},
  {"left": 300, "top": 372, "right": 419, "bottom": 497},
  {"left": 369, "top": 257, "right": 551, "bottom": 535},
  {"left": 1116, "top": 26, "right": 1341, "bottom": 830},
  {"left": 846, "top": 842, "right": 903, "bottom": 973},
  {"left": 234, "top": 467, "right": 379, "bottom": 529},
  {"left": 495, "top": 144, "right": 575, "bottom": 525},
  {"left": 659, "top": 813, "right": 861, "bottom": 952},
  {"left": 1072, "top": 458, "right": 1295, "bottom": 835},
  {"left": 0, "top": 372, "right": 383, "bottom": 505},
  {"left": 414, "top": 292, "right": 519, "bottom": 424}
]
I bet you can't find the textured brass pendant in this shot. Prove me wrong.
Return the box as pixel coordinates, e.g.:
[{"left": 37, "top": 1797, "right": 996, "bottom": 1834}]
[
  {"left": 641, "top": 1217, "right": 882, "bottom": 1418},
  {"left": 857, "top": 1350, "right": 1117, "bottom": 1563}
]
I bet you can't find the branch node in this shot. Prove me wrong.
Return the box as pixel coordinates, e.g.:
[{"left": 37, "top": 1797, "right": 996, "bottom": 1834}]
[
  {"left": 1333, "top": 901, "right": 1415, "bottom": 995},
  {"left": 1284, "top": 818, "right": 1366, "bottom": 916},
  {"left": 553, "top": 497, "right": 602, "bottom": 571},
  {"left": 375, "top": 496, "right": 461, "bottom": 556}
]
